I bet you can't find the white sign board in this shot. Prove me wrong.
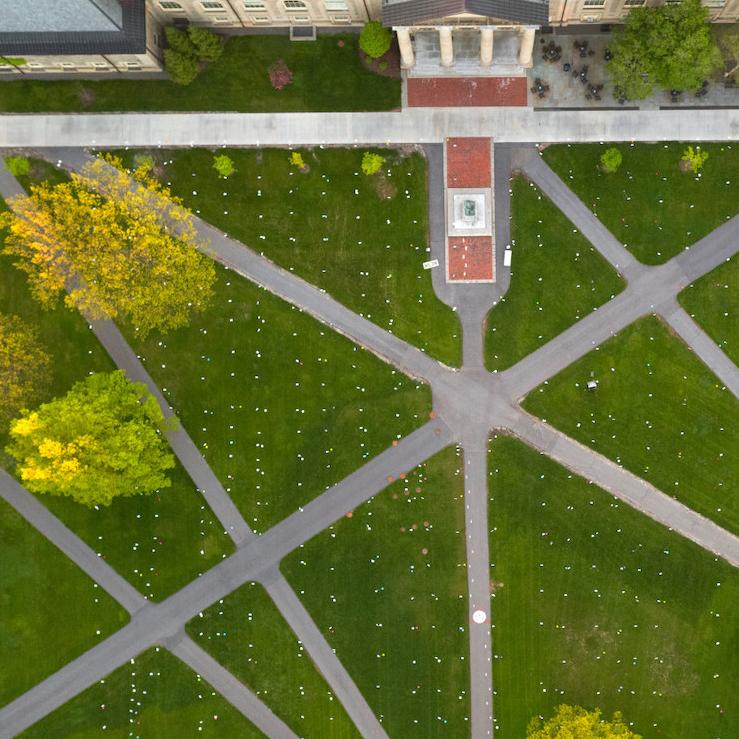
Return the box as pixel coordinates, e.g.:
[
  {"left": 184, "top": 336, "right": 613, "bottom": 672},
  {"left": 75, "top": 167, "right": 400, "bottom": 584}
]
[{"left": 423, "top": 259, "right": 440, "bottom": 270}]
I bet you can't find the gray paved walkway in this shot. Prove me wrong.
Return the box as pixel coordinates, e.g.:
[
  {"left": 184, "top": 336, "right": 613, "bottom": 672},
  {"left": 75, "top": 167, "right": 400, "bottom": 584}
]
[
  {"left": 0, "top": 469, "right": 147, "bottom": 615},
  {"left": 170, "top": 635, "right": 298, "bottom": 739},
  {"left": 2, "top": 144, "right": 738, "bottom": 739},
  {"left": 2, "top": 108, "right": 739, "bottom": 148}
]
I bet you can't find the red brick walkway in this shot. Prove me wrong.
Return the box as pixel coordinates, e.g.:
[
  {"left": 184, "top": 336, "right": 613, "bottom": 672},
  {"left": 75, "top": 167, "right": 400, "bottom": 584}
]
[
  {"left": 407, "top": 76, "right": 528, "bottom": 108},
  {"left": 448, "top": 237, "right": 495, "bottom": 282},
  {"left": 446, "top": 137, "right": 491, "bottom": 188}
]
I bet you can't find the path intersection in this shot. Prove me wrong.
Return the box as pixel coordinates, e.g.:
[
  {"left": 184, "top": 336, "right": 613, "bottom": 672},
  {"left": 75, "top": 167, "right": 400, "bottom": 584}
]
[{"left": 0, "top": 133, "right": 737, "bottom": 739}]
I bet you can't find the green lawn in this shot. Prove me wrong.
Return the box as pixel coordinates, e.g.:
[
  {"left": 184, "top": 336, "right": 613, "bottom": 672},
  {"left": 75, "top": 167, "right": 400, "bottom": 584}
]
[
  {"left": 0, "top": 205, "right": 233, "bottom": 601},
  {"left": 0, "top": 498, "right": 127, "bottom": 706},
  {"left": 488, "top": 436, "right": 739, "bottom": 738},
  {"left": 542, "top": 143, "right": 739, "bottom": 264},
  {"left": 281, "top": 446, "right": 470, "bottom": 737},
  {"left": 679, "top": 254, "right": 738, "bottom": 366},
  {"left": 484, "top": 176, "right": 624, "bottom": 371},
  {"left": 112, "top": 146, "right": 461, "bottom": 366},
  {"left": 187, "top": 581, "right": 359, "bottom": 738},
  {"left": 0, "top": 35, "right": 399, "bottom": 113},
  {"left": 522, "top": 315, "right": 738, "bottom": 535},
  {"left": 20, "top": 648, "right": 263, "bottom": 738},
  {"left": 126, "top": 260, "right": 431, "bottom": 532}
]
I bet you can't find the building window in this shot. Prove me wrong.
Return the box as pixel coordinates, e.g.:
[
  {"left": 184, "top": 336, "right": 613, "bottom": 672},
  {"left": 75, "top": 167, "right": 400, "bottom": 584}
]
[
  {"left": 284, "top": 0, "right": 307, "bottom": 8},
  {"left": 159, "top": 1, "right": 183, "bottom": 8},
  {"left": 244, "top": 0, "right": 266, "bottom": 7},
  {"left": 582, "top": 0, "right": 605, "bottom": 6},
  {"left": 624, "top": 0, "right": 645, "bottom": 5},
  {"left": 324, "top": 0, "right": 348, "bottom": 10},
  {"left": 201, "top": 1, "right": 224, "bottom": 8}
]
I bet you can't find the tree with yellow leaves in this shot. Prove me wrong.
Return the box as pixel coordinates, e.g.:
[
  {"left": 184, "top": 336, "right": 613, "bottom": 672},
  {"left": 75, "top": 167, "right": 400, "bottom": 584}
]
[
  {"left": 527, "top": 704, "right": 640, "bottom": 738},
  {"left": 0, "top": 156, "right": 215, "bottom": 337},
  {"left": 6, "top": 370, "right": 175, "bottom": 506},
  {"left": 0, "top": 312, "right": 51, "bottom": 428}
]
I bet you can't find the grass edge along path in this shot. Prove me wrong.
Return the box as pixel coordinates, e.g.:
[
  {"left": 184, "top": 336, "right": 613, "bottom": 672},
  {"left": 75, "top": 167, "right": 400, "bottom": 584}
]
[
  {"left": 678, "top": 253, "right": 738, "bottom": 366},
  {"left": 187, "top": 581, "right": 359, "bottom": 739},
  {"left": 0, "top": 497, "right": 128, "bottom": 707},
  {"left": 522, "top": 314, "right": 738, "bottom": 536},
  {"left": 111, "top": 146, "right": 462, "bottom": 367},
  {"left": 281, "top": 445, "right": 470, "bottom": 737},
  {"left": 541, "top": 142, "right": 739, "bottom": 265},
  {"left": 0, "top": 35, "right": 400, "bottom": 114},
  {"left": 484, "top": 175, "right": 625, "bottom": 371},
  {"left": 488, "top": 435, "right": 739, "bottom": 738},
  {"left": 19, "top": 647, "right": 265, "bottom": 738},
  {"left": 0, "top": 194, "right": 234, "bottom": 602}
]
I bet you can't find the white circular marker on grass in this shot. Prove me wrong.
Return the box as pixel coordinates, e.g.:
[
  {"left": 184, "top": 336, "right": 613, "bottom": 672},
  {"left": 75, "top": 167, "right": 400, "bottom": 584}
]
[{"left": 472, "top": 610, "right": 487, "bottom": 624}]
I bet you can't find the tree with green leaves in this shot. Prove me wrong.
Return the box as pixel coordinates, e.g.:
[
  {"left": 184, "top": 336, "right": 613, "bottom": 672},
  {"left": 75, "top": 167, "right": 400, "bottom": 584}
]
[
  {"left": 7, "top": 370, "right": 175, "bottom": 507},
  {"left": 0, "top": 313, "right": 51, "bottom": 428},
  {"left": 359, "top": 21, "right": 392, "bottom": 60},
  {"left": 600, "top": 147, "right": 622, "bottom": 174},
  {"left": 361, "top": 152, "right": 385, "bottom": 176},
  {"left": 527, "top": 705, "right": 640, "bottom": 738},
  {"left": 608, "top": 0, "right": 721, "bottom": 99},
  {"left": 163, "top": 48, "right": 199, "bottom": 86},
  {"left": 188, "top": 26, "right": 223, "bottom": 63}
]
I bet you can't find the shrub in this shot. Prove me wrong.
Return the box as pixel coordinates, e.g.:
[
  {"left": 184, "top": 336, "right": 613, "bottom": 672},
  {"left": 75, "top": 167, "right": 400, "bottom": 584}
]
[
  {"left": 289, "top": 151, "right": 307, "bottom": 170},
  {"left": 361, "top": 152, "right": 385, "bottom": 176},
  {"left": 188, "top": 26, "right": 223, "bottom": 62},
  {"left": 681, "top": 145, "right": 709, "bottom": 173},
  {"left": 213, "top": 153, "right": 236, "bottom": 178},
  {"left": 133, "top": 153, "right": 156, "bottom": 173},
  {"left": 164, "top": 49, "right": 199, "bottom": 86},
  {"left": 268, "top": 59, "right": 293, "bottom": 90},
  {"left": 600, "top": 147, "right": 623, "bottom": 174},
  {"left": 165, "top": 26, "right": 196, "bottom": 58},
  {"left": 5, "top": 156, "right": 31, "bottom": 177},
  {"left": 360, "top": 21, "right": 392, "bottom": 60}
]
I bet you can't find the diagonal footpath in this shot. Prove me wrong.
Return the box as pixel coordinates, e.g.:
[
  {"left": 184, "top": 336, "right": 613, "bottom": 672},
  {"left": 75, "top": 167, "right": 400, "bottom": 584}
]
[
  {"left": 0, "top": 469, "right": 147, "bottom": 615},
  {"left": 506, "top": 407, "right": 739, "bottom": 567},
  {"left": 520, "top": 154, "right": 642, "bottom": 282},
  {"left": 660, "top": 300, "right": 739, "bottom": 399},
  {"left": 170, "top": 635, "right": 299, "bottom": 739},
  {"left": 0, "top": 420, "right": 452, "bottom": 736},
  {"left": 261, "top": 570, "right": 390, "bottom": 739}
]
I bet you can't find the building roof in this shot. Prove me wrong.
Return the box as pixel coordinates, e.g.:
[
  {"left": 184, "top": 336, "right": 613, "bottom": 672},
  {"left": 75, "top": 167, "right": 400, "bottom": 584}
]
[
  {"left": 0, "top": 0, "right": 147, "bottom": 57},
  {"left": 382, "top": 0, "right": 549, "bottom": 27}
]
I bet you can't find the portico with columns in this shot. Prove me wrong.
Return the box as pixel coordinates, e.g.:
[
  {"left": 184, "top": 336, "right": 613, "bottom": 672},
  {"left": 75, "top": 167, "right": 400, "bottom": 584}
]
[{"left": 384, "top": 0, "right": 547, "bottom": 78}]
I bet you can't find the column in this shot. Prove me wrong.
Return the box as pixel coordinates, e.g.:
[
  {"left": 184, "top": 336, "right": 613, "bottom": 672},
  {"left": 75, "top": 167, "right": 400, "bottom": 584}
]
[
  {"left": 439, "top": 26, "right": 453, "bottom": 67},
  {"left": 480, "top": 27, "right": 494, "bottom": 67},
  {"left": 395, "top": 27, "right": 415, "bottom": 69},
  {"left": 518, "top": 27, "right": 536, "bottom": 67}
]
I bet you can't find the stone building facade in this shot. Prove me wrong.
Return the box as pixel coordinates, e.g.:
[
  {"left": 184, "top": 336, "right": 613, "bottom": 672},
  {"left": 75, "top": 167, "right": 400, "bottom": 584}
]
[{"left": 0, "top": 0, "right": 736, "bottom": 76}]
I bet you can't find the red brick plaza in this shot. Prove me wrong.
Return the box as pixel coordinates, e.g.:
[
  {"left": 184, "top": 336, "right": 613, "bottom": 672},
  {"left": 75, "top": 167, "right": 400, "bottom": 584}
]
[
  {"left": 407, "top": 76, "right": 528, "bottom": 108},
  {"left": 445, "top": 137, "right": 495, "bottom": 283}
]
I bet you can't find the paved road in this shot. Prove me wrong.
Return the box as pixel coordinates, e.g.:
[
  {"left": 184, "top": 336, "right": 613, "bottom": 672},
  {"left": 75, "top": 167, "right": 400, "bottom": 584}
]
[
  {"left": 2, "top": 108, "right": 739, "bottom": 148},
  {"left": 170, "top": 635, "right": 299, "bottom": 739}
]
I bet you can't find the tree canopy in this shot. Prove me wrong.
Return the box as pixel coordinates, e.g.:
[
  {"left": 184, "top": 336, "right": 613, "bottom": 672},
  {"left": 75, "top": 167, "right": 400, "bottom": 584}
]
[
  {"left": 608, "top": 0, "right": 721, "bottom": 99},
  {"left": 0, "top": 156, "right": 215, "bottom": 337},
  {"left": 527, "top": 704, "right": 640, "bottom": 739},
  {"left": 0, "top": 313, "right": 51, "bottom": 428},
  {"left": 6, "top": 370, "right": 175, "bottom": 507}
]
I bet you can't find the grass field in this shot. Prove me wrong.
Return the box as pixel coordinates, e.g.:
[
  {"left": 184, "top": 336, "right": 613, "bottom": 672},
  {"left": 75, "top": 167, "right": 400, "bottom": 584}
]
[
  {"left": 187, "top": 581, "right": 358, "bottom": 738},
  {"left": 281, "top": 446, "right": 470, "bottom": 737},
  {"left": 0, "top": 201, "right": 233, "bottom": 601},
  {"left": 542, "top": 143, "right": 739, "bottom": 264},
  {"left": 20, "top": 648, "right": 263, "bottom": 737},
  {"left": 679, "top": 254, "right": 737, "bottom": 366},
  {"left": 488, "top": 436, "right": 739, "bottom": 738},
  {"left": 0, "top": 498, "right": 127, "bottom": 706},
  {"left": 126, "top": 260, "right": 431, "bottom": 532},
  {"left": 112, "top": 146, "right": 461, "bottom": 366},
  {"left": 522, "top": 315, "right": 738, "bottom": 535},
  {"left": 0, "top": 35, "right": 399, "bottom": 113},
  {"left": 484, "top": 177, "right": 624, "bottom": 371}
]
